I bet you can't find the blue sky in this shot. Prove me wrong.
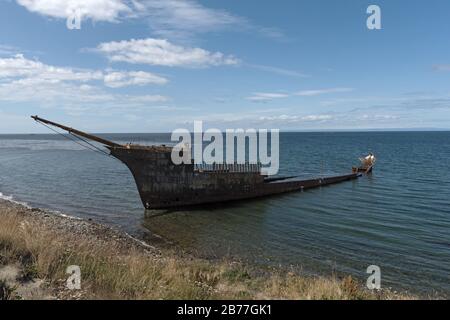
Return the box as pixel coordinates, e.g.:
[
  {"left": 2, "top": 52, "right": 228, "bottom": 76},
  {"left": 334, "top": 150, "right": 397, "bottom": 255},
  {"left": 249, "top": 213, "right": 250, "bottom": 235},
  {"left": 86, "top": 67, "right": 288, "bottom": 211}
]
[{"left": 1, "top": 0, "right": 450, "bottom": 133}]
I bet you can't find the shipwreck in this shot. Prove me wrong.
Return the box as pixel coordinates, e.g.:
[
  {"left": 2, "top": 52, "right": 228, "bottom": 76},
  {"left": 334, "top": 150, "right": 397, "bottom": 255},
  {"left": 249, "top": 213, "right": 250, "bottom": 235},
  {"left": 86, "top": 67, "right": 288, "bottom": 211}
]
[{"left": 31, "top": 116, "right": 373, "bottom": 210}]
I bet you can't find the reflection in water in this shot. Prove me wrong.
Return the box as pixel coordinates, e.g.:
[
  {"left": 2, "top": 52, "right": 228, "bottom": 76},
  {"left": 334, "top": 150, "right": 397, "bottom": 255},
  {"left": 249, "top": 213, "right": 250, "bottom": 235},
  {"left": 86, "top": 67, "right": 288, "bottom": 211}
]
[{"left": 142, "top": 200, "right": 273, "bottom": 258}]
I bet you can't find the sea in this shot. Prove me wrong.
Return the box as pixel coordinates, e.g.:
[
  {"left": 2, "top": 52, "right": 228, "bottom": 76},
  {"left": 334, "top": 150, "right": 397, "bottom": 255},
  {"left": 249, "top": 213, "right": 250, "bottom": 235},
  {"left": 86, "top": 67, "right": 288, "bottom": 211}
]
[{"left": 0, "top": 132, "right": 449, "bottom": 296}]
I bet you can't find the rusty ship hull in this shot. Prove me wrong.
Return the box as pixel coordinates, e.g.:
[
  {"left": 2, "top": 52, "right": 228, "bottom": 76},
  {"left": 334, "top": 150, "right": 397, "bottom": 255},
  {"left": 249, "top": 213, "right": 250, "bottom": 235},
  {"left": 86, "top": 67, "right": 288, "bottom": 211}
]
[{"left": 110, "top": 146, "right": 360, "bottom": 210}]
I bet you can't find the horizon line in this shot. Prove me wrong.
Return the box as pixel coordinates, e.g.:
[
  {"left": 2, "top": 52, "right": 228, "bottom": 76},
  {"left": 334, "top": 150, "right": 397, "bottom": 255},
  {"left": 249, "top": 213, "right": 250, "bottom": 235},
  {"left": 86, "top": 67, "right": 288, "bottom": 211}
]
[{"left": 1, "top": 128, "right": 450, "bottom": 135}]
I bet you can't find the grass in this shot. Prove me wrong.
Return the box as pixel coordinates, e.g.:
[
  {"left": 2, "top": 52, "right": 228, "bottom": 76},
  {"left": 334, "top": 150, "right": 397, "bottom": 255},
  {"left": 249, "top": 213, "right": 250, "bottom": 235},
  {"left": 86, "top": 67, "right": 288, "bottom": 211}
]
[
  {"left": 0, "top": 206, "right": 417, "bottom": 300},
  {"left": 0, "top": 280, "right": 17, "bottom": 300}
]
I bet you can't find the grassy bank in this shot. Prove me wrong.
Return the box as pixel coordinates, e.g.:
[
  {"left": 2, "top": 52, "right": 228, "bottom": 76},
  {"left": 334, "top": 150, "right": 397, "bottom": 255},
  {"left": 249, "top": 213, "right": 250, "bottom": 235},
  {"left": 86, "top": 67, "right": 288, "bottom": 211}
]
[{"left": 0, "top": 200, "right": 416, "bottom": 300}]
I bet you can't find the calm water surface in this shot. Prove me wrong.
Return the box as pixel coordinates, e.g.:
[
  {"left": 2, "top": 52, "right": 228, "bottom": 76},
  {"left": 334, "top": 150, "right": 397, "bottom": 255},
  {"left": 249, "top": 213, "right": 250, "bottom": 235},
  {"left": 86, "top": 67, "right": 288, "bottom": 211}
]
[{"left": 0, "top": 132, "right": 449, "bottom": 296}]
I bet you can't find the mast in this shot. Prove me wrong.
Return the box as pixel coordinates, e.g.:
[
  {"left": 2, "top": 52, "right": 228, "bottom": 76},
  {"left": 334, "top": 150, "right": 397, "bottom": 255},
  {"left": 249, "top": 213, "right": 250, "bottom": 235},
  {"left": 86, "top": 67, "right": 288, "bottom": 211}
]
[{"left": 31, "top": 115, "right": 124, "bottom": 148}]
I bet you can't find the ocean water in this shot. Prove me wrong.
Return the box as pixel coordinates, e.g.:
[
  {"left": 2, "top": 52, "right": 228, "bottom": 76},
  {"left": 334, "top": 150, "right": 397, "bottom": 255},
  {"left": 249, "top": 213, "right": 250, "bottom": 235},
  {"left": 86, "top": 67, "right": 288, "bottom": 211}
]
[{"left": 0, "top": 132, "right": 449, "bottom": 296}]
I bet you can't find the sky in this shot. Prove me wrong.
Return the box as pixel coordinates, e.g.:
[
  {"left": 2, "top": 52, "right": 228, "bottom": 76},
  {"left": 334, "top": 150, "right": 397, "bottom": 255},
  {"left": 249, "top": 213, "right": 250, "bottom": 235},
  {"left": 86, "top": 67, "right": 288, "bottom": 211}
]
[{"left": 1, "top": 0, "right": 450, "bottom": 133}]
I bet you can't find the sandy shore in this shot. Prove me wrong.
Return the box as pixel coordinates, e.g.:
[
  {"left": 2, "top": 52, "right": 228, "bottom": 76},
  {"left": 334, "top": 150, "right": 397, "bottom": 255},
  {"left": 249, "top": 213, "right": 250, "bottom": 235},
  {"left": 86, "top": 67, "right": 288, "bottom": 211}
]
[{"left": 0, "top": 198, "right": 420, "bottom": 300}]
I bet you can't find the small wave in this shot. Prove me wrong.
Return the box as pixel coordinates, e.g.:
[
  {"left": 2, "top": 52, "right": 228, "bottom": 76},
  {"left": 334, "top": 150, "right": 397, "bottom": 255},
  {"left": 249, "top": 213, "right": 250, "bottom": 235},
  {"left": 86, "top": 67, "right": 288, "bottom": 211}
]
[
  {"left": 0, "top": 191, "right": 83, "bottom": 221},
  {"left": 0, "top": 192, "right": 32, "bottom": 209},
  {"left": 54, "top": 211, "right": 83, "bottom": 220},
  {"left": 125, "top": 232, "right": 157, "bottom": 250}
]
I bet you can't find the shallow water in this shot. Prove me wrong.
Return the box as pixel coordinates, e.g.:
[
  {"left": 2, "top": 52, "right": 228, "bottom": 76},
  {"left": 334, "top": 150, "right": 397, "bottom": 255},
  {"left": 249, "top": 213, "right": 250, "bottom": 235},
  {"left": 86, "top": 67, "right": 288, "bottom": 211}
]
[{"left": 0, "top": 132, "right": 449, "bottom": 296}]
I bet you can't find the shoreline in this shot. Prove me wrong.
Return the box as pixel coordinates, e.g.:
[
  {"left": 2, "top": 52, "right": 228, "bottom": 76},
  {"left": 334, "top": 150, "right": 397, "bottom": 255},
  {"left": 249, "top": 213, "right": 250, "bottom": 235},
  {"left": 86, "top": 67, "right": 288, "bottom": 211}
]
[
  {"left": 0, "top": 198, "right": 163, "bottom": 300},
  {"left": 0, "top": 198, "right": 420, "bottom": 300}
]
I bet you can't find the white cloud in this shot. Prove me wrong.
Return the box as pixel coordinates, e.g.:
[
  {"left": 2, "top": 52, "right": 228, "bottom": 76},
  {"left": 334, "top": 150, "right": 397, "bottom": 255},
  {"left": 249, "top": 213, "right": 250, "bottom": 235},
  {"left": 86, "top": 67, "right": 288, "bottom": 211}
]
[
  {"left": 249, "top": 64, "right": 309, "bottom": 78},
  {"left": 15, "top": 0, "right": 236, "bottom": 28},
  {"left": 0, "top": 54, "right": 167, "bottom": 87},
  {"left": 16, "top": 0, "right": 131, "bottom": 22},
  {"left": 0, "top": 45, "right": 20, "bottom": 56},
  {"left": 246, "top": 88, "right": 353, "bottom": 102},
  {"left": 0, "top": 54, "right": 169, "bottom": 108},
  {"left": 259, "top": 114, "right": 333, "bottom": 122},
  {"left": 433, "top": 64, "right": 450, "bottom": 72},
  {"left": 103, "top": 70, "right": 168, "bottom": 88},
  {"left": 125, "top": 94, "right": 169, "bottom": 103},
  {"left": 95, "top": 38, "right": 239, "bottom": 67},
  {"left": 295, "top": 88, "right": 354, "bottom": 96},
  {"left": 15, "top": 0, "right": 284, "bottom": 42},
  {"left": 134, "top": 0, "right": 241, "bottom": 40},
  {"left": 0, "top": 54, "right": 103, "bottom": 82},
  {"left": 359, "top": 114, "right": 399, "bottom": 121},
  {"left": 135, "top": 0, "right": 286, "bottom": 41},
  {"left": 246, "top": 92, "right": 289, "bottom": 102},
  {"left": 0, "top": 76, "right": 168, "bottom": 109},
  {"left": 185, "top": 111, "right": 402, "bottom": 129}
]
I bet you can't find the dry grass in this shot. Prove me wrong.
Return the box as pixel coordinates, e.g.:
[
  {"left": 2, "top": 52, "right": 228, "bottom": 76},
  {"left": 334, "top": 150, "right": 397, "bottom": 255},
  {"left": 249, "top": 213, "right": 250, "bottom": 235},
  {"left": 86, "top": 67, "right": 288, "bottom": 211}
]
[{"left": 0, "top": 207, "right": 417, "bottom": 300}]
